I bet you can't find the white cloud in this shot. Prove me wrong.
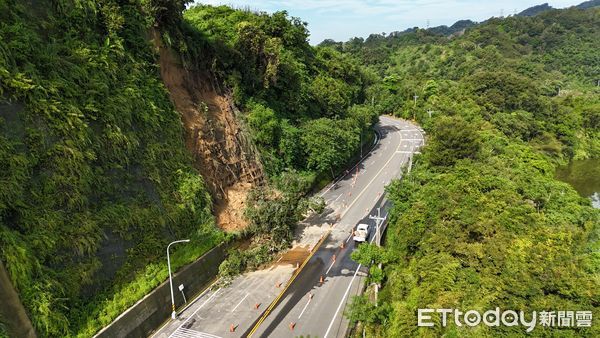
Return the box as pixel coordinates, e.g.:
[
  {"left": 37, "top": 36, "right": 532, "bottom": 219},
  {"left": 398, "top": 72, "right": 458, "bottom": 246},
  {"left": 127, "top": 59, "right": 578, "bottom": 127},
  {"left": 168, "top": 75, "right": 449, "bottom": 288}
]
[{"left": 194, "top": 0, "right": 586, "bottom": 43}]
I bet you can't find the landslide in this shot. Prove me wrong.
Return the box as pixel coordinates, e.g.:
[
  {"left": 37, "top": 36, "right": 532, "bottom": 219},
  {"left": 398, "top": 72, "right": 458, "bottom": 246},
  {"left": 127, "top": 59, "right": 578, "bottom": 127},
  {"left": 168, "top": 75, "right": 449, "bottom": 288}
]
[{"left": 151, "top": 29, "right": 263, "bottom": 232}]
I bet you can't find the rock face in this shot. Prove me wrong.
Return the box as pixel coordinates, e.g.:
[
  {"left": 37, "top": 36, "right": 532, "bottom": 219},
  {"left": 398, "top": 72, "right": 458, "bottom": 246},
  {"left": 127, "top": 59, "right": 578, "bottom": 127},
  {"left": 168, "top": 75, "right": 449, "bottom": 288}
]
[{"left": 151, "top": 30, "right": 264, "bottom": 231}]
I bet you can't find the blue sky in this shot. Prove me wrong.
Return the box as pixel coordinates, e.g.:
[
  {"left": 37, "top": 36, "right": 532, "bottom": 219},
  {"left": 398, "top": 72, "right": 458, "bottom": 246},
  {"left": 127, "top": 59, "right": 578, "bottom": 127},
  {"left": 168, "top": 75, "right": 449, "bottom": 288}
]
[{"left": 195, "top": 1, "right": 584, "bottom": 43}]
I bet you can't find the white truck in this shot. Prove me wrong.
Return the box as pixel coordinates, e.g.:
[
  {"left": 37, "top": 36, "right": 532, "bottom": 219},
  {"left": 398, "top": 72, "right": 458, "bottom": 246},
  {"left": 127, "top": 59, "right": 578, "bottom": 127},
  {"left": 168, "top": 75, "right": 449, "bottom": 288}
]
[{"left": 353, "top": 224, "right": 370, "bottom": 244}]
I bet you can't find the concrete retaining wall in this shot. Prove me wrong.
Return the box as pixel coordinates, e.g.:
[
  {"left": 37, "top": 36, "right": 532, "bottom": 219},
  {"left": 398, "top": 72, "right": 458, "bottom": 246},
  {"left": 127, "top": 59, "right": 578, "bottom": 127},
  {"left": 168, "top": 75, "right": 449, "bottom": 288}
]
[{"left": 94, "top": 244, "right": 226, "bottom": 338}]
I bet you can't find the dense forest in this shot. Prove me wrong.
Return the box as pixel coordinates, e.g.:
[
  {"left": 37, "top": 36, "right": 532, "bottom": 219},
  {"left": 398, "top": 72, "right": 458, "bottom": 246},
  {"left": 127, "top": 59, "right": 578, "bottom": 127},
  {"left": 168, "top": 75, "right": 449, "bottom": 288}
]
[
  {"left": 344, "top": 5, "right": 600, "bottom": 337},
  {"left": 1, "top": 0, "right": 599, "bottom": 337},
  {"left": 0, "top": 1, "right": 376, "bottom": 337},
  {"left": 0, "top": 1, "right": 223, "bottom": 336}
]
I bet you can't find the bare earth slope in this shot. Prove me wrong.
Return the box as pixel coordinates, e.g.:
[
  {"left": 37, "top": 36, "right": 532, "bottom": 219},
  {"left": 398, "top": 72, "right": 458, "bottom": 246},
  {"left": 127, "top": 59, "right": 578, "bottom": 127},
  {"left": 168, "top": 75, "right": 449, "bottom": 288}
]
[{"left": 151, "top": 30, "right": 263, "bottom": 231}]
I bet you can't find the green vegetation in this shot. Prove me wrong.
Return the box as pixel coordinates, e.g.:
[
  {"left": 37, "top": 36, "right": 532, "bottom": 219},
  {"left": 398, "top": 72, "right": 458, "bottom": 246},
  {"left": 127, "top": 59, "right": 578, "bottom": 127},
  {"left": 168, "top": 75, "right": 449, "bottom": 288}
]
[
  {"left": 4, "top": 0, "right": 596, "bottom": 336},
  {"left": 1, "top": 1, "right": 378, "bottom": 336},
  {"left": 182, "top": 5, "right": 379, "bottom": 278},
  {"left": 338, "top": 6, "right": 600, "bottom": 337},
  {"left": 0, "top": 320, "right": 7, "bottom": 338},
  {"left": 0, "top": 0, "right": 223, "bottom": 336},
  {"left": 183, "top": 5, "right": 377, "bottom": 177}
]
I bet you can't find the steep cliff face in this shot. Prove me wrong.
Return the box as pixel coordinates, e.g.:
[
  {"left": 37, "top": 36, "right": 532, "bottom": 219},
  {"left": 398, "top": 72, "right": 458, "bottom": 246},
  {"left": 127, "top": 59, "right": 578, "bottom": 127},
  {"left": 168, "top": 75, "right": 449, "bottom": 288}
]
[{"left": 151, "top": 30, "right": 263, "bottom": 231}]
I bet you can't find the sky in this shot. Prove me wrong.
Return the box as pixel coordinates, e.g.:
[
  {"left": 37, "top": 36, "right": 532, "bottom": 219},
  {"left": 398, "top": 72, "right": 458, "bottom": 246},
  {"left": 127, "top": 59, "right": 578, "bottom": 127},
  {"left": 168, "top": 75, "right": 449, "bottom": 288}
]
[{"left": 195, "top": 0, "right": 585, "bottom": 43}]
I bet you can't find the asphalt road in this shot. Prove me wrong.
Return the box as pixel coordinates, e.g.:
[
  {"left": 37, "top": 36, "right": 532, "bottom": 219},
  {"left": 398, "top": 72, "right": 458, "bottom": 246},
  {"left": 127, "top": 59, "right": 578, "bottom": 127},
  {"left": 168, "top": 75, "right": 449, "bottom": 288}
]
[
  {"left": 151, "top": 116, "right": 424, "bottom": 338},
  {"left": 248, "top": 116, "right": 424, "bottom": 338}
]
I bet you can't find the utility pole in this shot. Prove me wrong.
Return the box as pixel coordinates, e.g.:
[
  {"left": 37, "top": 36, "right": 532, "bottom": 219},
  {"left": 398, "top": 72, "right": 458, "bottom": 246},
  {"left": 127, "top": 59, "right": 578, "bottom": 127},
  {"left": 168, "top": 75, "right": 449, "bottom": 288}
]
[
  {"left": 500, "top": 8, "right": 504, "bottom": 18},
  {"left": 369, "top": 208, "right": 386, "bottom": 308},
  {"left": 413, "top": 94, "right": 418, "bottom": 121},
  {"left": 369, "top": 207, "right": 386, "bottom": 247},
  {"left": 360, "top": 131, "right": 363, "bottom": 159}
]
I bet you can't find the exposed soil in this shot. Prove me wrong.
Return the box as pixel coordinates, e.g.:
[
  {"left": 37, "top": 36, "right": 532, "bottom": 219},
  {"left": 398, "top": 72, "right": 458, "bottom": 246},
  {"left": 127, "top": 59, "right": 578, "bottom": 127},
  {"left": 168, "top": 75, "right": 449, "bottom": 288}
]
[
  {"left": 275, "top": 246, "right": 311, "bottom": 267},
  {"left": 151, "top": 30, "right": 263, "bottom": 231}
]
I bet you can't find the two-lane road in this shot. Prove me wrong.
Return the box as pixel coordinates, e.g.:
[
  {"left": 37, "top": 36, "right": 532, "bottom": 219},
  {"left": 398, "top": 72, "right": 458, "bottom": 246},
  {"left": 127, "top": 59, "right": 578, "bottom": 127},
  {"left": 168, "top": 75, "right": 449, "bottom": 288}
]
[
  {"left": 248, "top": 116, "right": 424, "bottom": 337},
  {"left": 151, "top": 116, "right": 424, "bottom": 338}
]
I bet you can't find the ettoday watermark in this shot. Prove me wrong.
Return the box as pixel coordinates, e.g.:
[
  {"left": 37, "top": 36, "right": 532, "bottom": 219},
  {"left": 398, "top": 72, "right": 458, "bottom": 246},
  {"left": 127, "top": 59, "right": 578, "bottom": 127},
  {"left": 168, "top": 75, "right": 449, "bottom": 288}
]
[{"left": 418, "top": 308, "right": 593, "bottom": 332}]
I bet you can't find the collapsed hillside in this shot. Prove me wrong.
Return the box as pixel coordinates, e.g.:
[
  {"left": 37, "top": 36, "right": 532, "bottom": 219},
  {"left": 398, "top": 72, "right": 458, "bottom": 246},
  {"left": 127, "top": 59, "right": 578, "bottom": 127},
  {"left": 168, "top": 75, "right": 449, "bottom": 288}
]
[
  {"left": 0, "top": 1, "right": 378, "bottom": 337},
  {"left": 151, "top": 29, "right": 263, "bottom": 231}
]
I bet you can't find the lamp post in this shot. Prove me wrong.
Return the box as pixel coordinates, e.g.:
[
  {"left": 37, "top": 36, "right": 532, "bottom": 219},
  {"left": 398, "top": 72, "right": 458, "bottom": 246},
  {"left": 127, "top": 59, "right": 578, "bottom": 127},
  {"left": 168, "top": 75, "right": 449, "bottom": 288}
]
[{"left": 167, "top": 239, "right": 190, "bottom": 319}]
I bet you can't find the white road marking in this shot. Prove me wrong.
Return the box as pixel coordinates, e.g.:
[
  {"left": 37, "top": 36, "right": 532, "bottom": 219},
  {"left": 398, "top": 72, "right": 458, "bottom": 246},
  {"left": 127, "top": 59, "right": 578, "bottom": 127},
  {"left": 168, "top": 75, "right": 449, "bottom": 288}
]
[
  {"left": 319, "top": 131, "right": 380, "bottom": 197},
  {"left": 325, "top": 259, "right": 335, "bottom": 275},
  {"left": 231, "top": 293, "right": 250, "bottom": 312},
  {"left": 169, "top": 288, "right": 222, "bottom": 338},
  {"left": 172, "top": 328, "right": 223, "bottom": 338},
  {"left": 323, "top": 228, "right": 378, "bottom": 338},
  {"left": 333, "top": 194, "right": 342, "bottom": 202},
  {"left": 298, "top": 297, "right": 312, "bottom": 319}
]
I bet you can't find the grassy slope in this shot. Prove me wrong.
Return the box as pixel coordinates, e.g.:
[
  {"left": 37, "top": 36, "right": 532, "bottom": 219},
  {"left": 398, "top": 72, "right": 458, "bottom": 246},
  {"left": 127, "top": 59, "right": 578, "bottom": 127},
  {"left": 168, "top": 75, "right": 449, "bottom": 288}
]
[
  {"left": 0, "top": 1, "right": 223, "bottom": 336},
  {"left": 343, "top": 7, "right": 600, "bottom": 337}
]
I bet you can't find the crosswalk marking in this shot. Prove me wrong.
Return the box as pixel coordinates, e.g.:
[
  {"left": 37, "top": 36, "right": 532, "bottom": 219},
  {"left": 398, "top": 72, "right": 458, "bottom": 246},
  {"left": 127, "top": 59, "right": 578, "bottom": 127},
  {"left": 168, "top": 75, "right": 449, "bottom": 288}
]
[{"left": 171, "top": 328, "right": 222, "bottom": 338}]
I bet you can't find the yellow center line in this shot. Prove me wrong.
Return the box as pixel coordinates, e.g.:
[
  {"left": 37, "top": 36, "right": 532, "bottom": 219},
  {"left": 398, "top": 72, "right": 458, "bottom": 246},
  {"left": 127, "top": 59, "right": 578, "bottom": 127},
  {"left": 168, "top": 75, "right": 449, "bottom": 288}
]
[{"left": 246, "top": 230, "right": 331, "bottom": 337}]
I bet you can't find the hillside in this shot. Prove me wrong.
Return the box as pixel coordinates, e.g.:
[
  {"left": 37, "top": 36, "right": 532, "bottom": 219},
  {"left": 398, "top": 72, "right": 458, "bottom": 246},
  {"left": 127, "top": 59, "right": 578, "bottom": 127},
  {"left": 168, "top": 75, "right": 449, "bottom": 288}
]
[
  {"left": 518, "top": 3, "right": 553, "bottom": 17},
  {"left": 0, "top": 1, "right": 376, "bottom": 337},
  {"left": 0, "top": 1, "right": 225, "bottom": 336},
  {"left": 2, "top": 1, "right": 599, "bottom": 337},
  {"left": 342, "top": 6, "right": 600, "bottom": 337}
]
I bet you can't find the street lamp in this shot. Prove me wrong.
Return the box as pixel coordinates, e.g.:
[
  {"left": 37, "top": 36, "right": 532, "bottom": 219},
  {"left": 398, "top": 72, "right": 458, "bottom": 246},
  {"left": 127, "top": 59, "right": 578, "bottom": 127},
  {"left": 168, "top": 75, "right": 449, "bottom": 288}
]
[{"left": 167, "top": 239, "right": 190, "bottom": 319}]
